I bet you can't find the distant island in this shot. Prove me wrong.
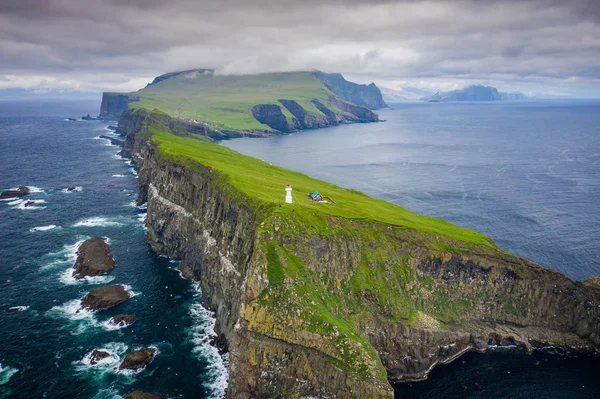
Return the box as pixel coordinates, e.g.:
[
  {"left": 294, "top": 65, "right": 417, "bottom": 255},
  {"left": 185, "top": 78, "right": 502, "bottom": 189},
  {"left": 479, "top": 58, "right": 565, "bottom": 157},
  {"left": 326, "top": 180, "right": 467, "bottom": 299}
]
[
  {"left": 424, "top": 85, "right": 531, "bottom": 102},
  {"left": 380, "top": 84, "right": 532, "bottom": 103}
]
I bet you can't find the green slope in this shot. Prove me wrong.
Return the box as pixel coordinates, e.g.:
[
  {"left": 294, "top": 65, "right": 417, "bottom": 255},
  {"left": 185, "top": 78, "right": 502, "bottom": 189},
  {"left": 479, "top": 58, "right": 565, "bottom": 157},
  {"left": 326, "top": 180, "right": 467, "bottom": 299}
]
[
  {"left": 149, "top": 122, "right": 494, "bottom": 248},
  {"left": 127, "top": 71, "right": 345, "bottom": 131}
]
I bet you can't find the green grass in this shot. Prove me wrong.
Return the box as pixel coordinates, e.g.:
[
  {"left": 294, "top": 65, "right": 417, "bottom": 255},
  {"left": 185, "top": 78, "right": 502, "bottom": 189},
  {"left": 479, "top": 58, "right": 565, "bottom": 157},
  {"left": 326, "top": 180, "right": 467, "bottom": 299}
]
[
  {"left": 126, "top": 71, "right": 336, "bottom": 131},
  {"left": 150, "top": 125, "right": 495, "bottom": 247}
]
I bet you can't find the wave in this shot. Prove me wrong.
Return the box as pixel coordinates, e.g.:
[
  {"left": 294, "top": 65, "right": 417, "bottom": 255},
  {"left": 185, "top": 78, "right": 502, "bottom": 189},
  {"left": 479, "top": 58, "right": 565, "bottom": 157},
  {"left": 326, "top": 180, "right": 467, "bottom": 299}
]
[
  {"left": 75, "top": 343, "right": 128, "bottom": 370},
  {"left": 26, "top": 186, "right": 44, "bottom": 193},
  {"left": 47, "top": 299, "right": 100, "bottom": 335},
  {"left": 101, "top": 318, "right": 131, "bottom": 331},
  {"left": 12, "top": 199, "right": 46, "bottom": 210},
  {"left": 112, "top": 174, "right": 125, "bottom": 178},
  {"left": 58, "top": 267, "right": 115, "bottom": 286},
  {"left": 0, "top": 363, "right": 19, "bottom": 385},
  {"left": 73, "top": 217, "right": 124, "bottom": 227},
  {"left": 188, "top": 290, "right": 229, "bottom": 399},
  {"left": 61, "top": 186, "right": 82, "bottom": 193},
  {"left": 121, "top": 284, "right": 140, "bottom": 298},
  {"left": 42, "top": 238, "right": 87, "bottom": 270},
  {"left": 8, "top": 306, "right": 29, "bottom": 312},
  {"left": 30, "top": 225, "right": 57, "bottom": 232}
]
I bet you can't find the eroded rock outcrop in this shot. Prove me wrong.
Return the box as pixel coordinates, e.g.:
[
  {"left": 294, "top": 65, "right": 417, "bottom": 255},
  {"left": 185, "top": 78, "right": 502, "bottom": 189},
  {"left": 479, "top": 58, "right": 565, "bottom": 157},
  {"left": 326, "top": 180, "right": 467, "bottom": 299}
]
[
  {"left": 81, "top": 285, "right": 130, "bottom": 310},
  {"left": 119, "top": 347, "right": 157, "bottom": 370},
  {"left": 251, "top": 104, "right": 299, "bottom": 133},
  {"left": 73, "top": 237, "right": 115, "bottom": 279},
  {"left": 124, "top": 391, "right": 166, "bottom": 399},
  {"left": 99, "top": 93, "right": 139, "bottom": 120},
  {"left": 88, "top": 350, "right": 111, "bottom": 365},
  {"left": 122, "top": 111, "right": 600, "bottom": 399},
  {"left": 109, "top": 314, "right": 136, "bottom": 328},
  {"left": 0, "top": 186, "right": 30, "bottom": 200}
]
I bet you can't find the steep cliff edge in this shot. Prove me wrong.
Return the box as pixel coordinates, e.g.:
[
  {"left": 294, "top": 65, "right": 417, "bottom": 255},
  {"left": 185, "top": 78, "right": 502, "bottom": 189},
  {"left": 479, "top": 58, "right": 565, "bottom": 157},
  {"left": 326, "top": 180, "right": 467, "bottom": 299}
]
[
  {"left": 315, "top": 72, "right": 388, "bottom": 110},
  {"left": 123, "top": 109, "right": 600, "bottom": 398},
  {"left": 99, "top": 93, "right": 139, "bottom": 120}
]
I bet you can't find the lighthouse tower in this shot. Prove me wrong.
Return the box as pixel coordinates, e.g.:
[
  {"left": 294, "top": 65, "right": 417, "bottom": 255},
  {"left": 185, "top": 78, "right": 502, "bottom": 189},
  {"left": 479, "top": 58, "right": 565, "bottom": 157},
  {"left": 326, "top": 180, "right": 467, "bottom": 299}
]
[{"left": 285, "top": 184, "right": 293, "bottom": 204}]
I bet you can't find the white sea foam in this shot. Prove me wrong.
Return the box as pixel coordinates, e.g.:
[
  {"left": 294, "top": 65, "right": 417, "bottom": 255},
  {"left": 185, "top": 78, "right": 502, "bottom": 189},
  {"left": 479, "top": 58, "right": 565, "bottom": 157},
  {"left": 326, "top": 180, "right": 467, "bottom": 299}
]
[
  {"left": 92, "top": 388, "right": 121, "bottom": 399},
  {"left": 26, "top": 186, "right": 44, "bottom": 193},
  {"left": 189, "top": 296, "right": 229, "bottom": 399},
  {"left": 122, "top": 284, "right": 140, "bottom": 298},
  {"left": 13, "top": 199, "right": 46, "bottom": 210},
  {"left": 47, "top": 298, "right": 97, "bottom": 333},
  {"left": 102, "top": 318, "right": 131, "bottom": 331},
  {"left": 75, "top": 342, "right": 128, "bottom": 370},
  {"left": 112, "top": 174, "right": 125, "bottom": 178},
  {"left": 42, "top": 239, "right": 87, "bottom": 270},
  {"left": 73, "top": 217, "right": 124, "bottom": 227},
  {"left": 0, "top": 363, "right": 19, "bottom": 385},
  {"left": 58, "top": 267, "right": 114, "bottom": 286},
  {"left": 30, "top": 225, "right": 57, "bottom": 232},
  {"left": 8, "top": 306, "right": 29, "bottom": 312},
  {"left": 7, "top": 199, "right": 23, "bottom": 206},
  {"left": 61, "top": 186, "right": 82, "bottom": 193}
]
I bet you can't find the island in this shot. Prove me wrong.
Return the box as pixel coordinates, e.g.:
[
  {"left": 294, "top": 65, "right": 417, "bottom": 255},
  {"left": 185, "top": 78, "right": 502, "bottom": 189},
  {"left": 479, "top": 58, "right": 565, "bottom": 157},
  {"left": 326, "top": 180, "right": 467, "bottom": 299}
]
[
  {"left": 424, "top": 85, "right": 530, "bottom": 102},
  {"left": 99, "top": 69, "right": 387, "bottom": 139},
  {"left": 103, "top": 70, "right": 600, "bottom": 399}
]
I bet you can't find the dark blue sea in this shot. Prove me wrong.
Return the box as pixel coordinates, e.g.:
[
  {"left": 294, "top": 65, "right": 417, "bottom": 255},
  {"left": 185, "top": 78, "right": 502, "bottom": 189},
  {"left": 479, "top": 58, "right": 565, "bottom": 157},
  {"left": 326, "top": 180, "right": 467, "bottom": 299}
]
[
  {"left": 1, "top": 99, "right": 599, "bottom": 398},
  {"left": 0, "top": 100, "right": 227, "bottom": 399},
  {"left": 223, "top": 100, "right": 600, "bottom": 398}
]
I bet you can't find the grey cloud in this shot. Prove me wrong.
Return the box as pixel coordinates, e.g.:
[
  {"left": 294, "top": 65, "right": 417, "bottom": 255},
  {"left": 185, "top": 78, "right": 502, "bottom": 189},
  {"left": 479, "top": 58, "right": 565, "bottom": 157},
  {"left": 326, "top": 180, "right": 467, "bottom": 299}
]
[{"left": 0, "top": 0, "right": 598, "bottom": 97}]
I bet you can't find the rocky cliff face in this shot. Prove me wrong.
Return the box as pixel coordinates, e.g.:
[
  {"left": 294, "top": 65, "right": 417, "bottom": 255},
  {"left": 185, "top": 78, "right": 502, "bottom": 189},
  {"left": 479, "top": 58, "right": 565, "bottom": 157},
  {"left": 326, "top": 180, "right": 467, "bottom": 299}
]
[
  {"left": 315, "top": 72, "right": 388, "bottom": 110},
  {"left": 122, "top": 111, "right": 600, "bottom": 398},
  {"left": 99, "top": 93, "right": 140, "bottom": 120}
]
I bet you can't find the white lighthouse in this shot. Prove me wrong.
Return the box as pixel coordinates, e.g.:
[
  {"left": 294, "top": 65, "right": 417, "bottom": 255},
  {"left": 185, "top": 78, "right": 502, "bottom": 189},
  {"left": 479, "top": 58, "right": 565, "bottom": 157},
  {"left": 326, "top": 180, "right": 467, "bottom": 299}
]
[{"left": 285, "top": 184, "right": 293, "bottom": 204}]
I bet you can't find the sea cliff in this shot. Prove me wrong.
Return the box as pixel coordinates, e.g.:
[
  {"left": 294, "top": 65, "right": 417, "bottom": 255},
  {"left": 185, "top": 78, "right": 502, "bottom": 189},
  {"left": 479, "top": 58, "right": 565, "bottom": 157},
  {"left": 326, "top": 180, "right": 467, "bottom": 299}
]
[{"left": 117, "top": 108, "right": 600, "bottom": 398}]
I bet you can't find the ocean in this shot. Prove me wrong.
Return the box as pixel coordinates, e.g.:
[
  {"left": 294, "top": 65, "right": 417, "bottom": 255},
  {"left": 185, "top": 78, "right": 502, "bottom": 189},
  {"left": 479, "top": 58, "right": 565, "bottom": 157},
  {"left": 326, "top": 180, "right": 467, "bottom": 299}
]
[
  {"left": 223, "top": 100, "right": 600, "bottom": 398},
  {"left": 0, "top": 100, "right": 227, "bottom": 399},
  {"left": 0, "top": 99, "right": 599, "bottom": 398}
]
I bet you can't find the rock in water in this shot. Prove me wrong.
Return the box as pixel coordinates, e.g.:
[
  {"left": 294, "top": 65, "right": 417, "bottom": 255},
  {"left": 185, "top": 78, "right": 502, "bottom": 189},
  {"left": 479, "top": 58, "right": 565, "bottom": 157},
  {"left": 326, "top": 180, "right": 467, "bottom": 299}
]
[
  {"left": 109, "top": 314, "right": 136, "bottom": 327},
  {"left": 0, "top": 186, "right": 30, "bottom": 200},
  {"left": 23, "top": 200, "right": 36, "bottom": 207},
  {"left": 66, "top": 186, "right": 78, "bottom": 191},
  {"left": 81, "top": 113, "right": 96, "bottom": 121},
  {"left": 80, "top": 285, "right": 130, "bottom": 310},
  {"left": 177, "top": 263, "right": 195, "bottom": 280},
  {"left": 124, "top": 391, "right": 166, "bottom": 399},
  {"left": 119, "top": 348, "right": 157, "bottom": 370},
  {"left": 73, "top": 237, "right": 115, "bottom": 279},
  {"left": 88, "top": 350, "right": 111, "bottom": 365}
]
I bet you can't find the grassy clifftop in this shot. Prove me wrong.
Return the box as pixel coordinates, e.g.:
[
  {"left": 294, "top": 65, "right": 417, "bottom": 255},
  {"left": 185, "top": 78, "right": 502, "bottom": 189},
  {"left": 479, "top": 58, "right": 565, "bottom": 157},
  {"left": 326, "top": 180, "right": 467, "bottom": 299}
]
[
  {"left": 105, "top": 70, "right": 385, "bottom": 134},
  {"left": 131, "top": 111, "right": 599, "bottom": 397},
  {"left": 150, "top": 123, "right": 494, "bottom": 249}
]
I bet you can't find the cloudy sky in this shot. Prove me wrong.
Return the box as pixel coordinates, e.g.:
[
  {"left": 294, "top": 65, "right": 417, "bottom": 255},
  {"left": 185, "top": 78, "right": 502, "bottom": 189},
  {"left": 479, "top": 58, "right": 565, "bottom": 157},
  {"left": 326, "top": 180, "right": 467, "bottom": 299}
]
[{"left": 1, "top": 0, "right": 599, "bottom": 97}]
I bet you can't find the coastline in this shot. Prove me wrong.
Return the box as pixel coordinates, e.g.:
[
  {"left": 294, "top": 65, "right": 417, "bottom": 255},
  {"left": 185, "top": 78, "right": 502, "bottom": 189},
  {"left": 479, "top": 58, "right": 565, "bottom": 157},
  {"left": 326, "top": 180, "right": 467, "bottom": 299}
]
[{"left": 113, "top": 107, "right": 600, "bottom": 398}]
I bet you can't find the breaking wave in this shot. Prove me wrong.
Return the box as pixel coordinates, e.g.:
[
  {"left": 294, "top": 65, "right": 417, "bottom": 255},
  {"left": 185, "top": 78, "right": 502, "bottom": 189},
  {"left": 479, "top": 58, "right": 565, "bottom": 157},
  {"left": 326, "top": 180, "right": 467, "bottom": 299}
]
[
  {"left": 73, "top": 217, "right": 124, "bottom": 227},
  {"left": 189, "top": 288, "right": 229, "bottom": 399},
  {"left": 30, "top": 225, "right": 57, "bottom": 232},
  {"left": 0, "top": 363, "right": 19, "bottom": 385}
]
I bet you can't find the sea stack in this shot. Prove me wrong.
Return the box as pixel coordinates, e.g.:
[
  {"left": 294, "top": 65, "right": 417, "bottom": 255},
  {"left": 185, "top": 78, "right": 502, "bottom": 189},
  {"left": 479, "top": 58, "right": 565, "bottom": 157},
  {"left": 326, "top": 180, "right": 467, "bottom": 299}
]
[
  {"left": 72, "top": 237, "right": 115, "bottom": 279},
  {"left": 119, "top": 347, "right": 157, "bottom": 370},
  {"left": 80, "top": 285, "right": 130, "bottom": 310}
]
